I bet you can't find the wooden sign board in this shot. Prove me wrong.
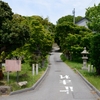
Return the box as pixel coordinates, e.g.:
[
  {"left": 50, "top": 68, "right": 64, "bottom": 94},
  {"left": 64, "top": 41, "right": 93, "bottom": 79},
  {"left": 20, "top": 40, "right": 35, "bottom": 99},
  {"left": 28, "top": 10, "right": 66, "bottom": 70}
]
[{"left": 5, "top": 60, "right": 21, "bottom": 72}]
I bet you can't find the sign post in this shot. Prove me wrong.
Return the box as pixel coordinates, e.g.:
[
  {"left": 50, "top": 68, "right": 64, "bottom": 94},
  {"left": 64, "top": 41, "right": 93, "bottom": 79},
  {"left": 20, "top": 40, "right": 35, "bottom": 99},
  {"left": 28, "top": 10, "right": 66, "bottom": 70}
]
[
  {"left": 5, "top": 60, "right": 21, "bottom": 82},
  {"left": 17, "top": 71, "right": 19, "bottom": 82},
  {"left": 7, "top": 71, "right": 9, "bottom": 83}
]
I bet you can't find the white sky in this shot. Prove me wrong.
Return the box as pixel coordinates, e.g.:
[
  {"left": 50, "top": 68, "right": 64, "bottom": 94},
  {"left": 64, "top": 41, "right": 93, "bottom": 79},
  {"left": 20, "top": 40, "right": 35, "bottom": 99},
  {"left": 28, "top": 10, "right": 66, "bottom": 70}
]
[{"left": 3, "top": 0, "right": 100, "bottom": 24}]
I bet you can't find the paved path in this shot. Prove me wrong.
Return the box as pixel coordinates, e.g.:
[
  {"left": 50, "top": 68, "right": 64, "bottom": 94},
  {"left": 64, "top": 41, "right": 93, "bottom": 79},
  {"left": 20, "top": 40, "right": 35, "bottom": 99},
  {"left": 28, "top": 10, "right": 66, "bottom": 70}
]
[{"left": 0, "top": 50, "right": 99, "bottom": 100}]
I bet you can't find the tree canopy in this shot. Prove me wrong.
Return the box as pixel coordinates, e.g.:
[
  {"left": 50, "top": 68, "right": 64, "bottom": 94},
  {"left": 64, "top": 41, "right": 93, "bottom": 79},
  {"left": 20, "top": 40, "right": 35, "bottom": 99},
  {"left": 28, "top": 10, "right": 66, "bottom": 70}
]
[
  {"left": 56, "top": 15, "right": 83, "bottom": 24},
  {"left": 55, "top": 21, "right": 92, "bottom": 62},
  {"left": 85, "top": 3, "right": 100, "bottom": 75},
  {"left": 1, "top": 0, "right": 100, "bottom": 77},
  {"left": 90, "top": 33, "right": 100, "bottom": 75},
  {"left": 0, "top": 1, "right": 55, "bottom": 75},
  {"left": 85, "top": 3, "right": 100, "bottom": 32},
  {"left": 0, "top": 0, "right": 13, "bottom": 62}
]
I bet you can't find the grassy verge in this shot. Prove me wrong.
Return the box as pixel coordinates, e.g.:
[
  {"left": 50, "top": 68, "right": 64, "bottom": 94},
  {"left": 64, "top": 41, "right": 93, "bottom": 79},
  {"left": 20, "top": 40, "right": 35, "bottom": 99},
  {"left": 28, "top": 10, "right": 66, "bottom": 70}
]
[
  {"left": 61, "top": 54, "right": 100, "bottom": 91},
  {"left": 1, "top": 56, "right": 48, "bottom": 92}
]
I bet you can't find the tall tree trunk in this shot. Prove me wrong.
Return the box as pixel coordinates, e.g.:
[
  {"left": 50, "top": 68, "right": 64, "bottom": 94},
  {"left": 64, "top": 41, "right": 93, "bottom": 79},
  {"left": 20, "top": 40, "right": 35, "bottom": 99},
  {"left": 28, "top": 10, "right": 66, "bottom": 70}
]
[{"left": 0, "top": 63, "right": 4, "bottom": 80}]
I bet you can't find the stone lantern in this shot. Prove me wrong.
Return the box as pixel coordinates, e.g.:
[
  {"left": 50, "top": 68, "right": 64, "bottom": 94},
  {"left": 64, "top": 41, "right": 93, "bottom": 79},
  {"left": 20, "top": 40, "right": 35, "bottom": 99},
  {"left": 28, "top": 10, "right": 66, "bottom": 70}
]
[{"left": 81, "top": 47, "right": 89, "bottom": 70}]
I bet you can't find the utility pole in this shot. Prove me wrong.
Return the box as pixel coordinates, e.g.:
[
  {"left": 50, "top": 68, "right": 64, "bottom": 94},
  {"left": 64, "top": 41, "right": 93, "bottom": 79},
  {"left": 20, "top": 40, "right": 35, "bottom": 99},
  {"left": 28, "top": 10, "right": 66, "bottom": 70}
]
[{"left": 72, "top": 8, "right": 75, "bottom": 24}]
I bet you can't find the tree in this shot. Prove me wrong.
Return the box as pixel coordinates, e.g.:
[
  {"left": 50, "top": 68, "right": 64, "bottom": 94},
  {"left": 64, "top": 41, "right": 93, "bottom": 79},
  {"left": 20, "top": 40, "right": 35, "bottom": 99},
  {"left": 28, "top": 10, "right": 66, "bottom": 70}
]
[
  {"left": 1, "top": 14, "right": 30, "bottom": 59},
  {"left": 55, "top": 20, "right": 92, "bottom": 62},
  {"left": 90, "top": 33, "right": 100, "bottom": 75},
  {"left": 0, "top": 1, "right": 14, "bottom": 79},
  {"left": 0, "top": 1, "right": 13, "bottom": 27},
  {"left": 85, "top": 3, "right": 100, "bottom": 32},
  {"left": 55, "top": 22, "right": 75, "bottom": 47},
  {"left": 75, "top": 16, "right": 83, "bottom": 23},
  {"left": 57, "top": 15, "right": 73, "bottom": 24},
  {"left": 56, "top": 15, "right": 83, "bottom": 24},
  {"left": 0, "top": 0, "right": 13, "bottom": 55},
  {"left": 0, "top": 1, "right": 30, "bottom": 79},
  {"left": 8, "top": 15, "right": 54, "bottom": 66},
  {"left": 20, "top": 16, "right": 54, "bottom": 65}
]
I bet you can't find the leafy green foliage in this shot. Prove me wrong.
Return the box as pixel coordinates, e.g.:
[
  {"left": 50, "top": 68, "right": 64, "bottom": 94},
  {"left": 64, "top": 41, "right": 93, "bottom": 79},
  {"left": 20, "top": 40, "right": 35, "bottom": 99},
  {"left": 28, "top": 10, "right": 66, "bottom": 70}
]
[
  {"left": 57, "top": 15, "right": 73, "bottom": 24},
  {"left": 0, "top": 1, "right": 30, "bottom": 64},
  {"left": 90, "top": 33, "right": 100, "bottom": 75},
  {"left": 24, "top": 17, "right": 54, "bottom": 64},
  {"left": 6, "top": 15, "right": 54, "bottom": 64},
  {"left": 1, "top": 14, "right": 30, "bottom": 61},
  {"left": 0, "top": 1, "right": 13, "bottom": 25},
  {"left": 61, "top": 54, "right": 100, "bottom": 90},
  {"left": 85, "top": 3, "right": 100, "bottom": 32},
  {"left": 85, "top": 3, "right": 100, "bottom": 74},
  {"left": 55, "top": 20, "right": 92, "bottom": 62},
  {"left": 0, "top": 1, "right": 54, "bottom": 81},
  {"left": 75, "top": 16, "right": 83, "bottom": 23},
  {"left": 57, "top": 15, "right": 83, "bottom": 24},
  {"left": 0, "top": 1, "right": 13, "bottom": 61}
]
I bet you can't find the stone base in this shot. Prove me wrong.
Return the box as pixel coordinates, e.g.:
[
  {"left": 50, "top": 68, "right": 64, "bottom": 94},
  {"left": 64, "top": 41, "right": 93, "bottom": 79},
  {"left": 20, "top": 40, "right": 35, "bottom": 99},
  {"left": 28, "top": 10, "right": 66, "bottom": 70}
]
[
  {"left": 82, "top": 67, "right": 88, "bottom": 70},
  {"left": 18, "top": 81, "right": 27, "bottom": 87},
  {"left": 0, "top": 86, "right": 11, "bottom": 95}
]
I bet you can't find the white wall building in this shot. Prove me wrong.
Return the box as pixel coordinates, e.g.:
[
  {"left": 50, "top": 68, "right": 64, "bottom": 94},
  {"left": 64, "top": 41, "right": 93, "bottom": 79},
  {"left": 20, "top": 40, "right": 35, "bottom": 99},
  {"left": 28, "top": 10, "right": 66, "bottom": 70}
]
[{"left": 76, "top": 18, "right": 89, "bottom": 28}]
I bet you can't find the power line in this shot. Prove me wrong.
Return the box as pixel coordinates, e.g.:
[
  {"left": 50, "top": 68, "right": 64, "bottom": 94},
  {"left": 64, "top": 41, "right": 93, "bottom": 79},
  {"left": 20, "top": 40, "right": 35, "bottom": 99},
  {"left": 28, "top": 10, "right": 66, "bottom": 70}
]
[{"left": 86, "top": 0, "right": 96, "bottom": 7}]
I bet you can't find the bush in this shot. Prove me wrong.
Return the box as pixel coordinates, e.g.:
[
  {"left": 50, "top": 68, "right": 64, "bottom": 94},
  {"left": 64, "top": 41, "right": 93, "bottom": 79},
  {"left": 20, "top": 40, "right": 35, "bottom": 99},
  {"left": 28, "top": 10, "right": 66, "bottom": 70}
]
[{"left": 90, "top": 33, "right": 100, "bottom": 75}]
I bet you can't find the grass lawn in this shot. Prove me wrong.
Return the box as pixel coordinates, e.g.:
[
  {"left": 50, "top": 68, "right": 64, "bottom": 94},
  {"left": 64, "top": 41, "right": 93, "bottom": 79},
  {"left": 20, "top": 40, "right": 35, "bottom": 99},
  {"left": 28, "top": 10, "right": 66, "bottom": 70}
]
[{"left": 61, "top": 54, "right": 100, "bottom": 91}]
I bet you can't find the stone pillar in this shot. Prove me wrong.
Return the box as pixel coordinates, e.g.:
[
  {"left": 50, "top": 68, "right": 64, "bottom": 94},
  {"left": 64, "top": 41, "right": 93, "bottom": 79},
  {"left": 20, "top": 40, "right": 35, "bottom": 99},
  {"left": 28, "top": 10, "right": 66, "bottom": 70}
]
[
  {"left": 82, "top": 57, "right": 88, "bottom": 70},
  {"left": 88, "top": 65, "right": 90, "bottom": 72},
  {"left": 36, "top": 64, "right": 38, "bottom": 75},
  {"left": 32, "top": 64, "right": 35, "bottom": 75},
  {"left": 91, "top": 65, "right": 94, "bottom": 72}
]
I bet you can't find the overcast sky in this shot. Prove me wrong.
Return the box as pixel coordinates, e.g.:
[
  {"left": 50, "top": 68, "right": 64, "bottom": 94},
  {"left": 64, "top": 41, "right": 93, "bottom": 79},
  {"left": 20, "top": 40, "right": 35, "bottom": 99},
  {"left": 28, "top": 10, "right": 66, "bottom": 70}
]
[{"left": 3, "top": 0, "right": 100, "bottom": 24}]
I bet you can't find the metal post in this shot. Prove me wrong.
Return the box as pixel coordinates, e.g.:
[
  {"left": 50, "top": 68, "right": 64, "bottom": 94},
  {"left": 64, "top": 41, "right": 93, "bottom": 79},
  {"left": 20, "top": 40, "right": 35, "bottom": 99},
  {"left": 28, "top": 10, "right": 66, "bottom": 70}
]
[
  {"left": 17, "top": 71, "right": 19, "bottom": 82},
  {"left": 7, "top": 71, "right": 9, "bottom": 83},
  {"left": 73, "top": 8, "right": 75, "bottom": 24}
]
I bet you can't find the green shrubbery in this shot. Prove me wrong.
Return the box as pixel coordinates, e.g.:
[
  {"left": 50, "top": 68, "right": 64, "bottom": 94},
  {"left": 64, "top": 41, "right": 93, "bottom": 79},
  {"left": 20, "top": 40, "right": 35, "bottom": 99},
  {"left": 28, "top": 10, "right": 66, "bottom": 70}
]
[
  {"left": 2, "top": 56, "right": 48, "bottom": 91},
  {"left": 90, "top": 33, "right": 100, "bottom": 75},
  {"left": 61, "top": 54, "right": 100, "bottom": 91},
  {"left": 0, "top": 1, "right": 55, "bottom": 80},
  {"left": 55, "top": 21, "right": 92, "bottom": 62}
]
